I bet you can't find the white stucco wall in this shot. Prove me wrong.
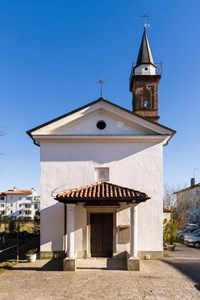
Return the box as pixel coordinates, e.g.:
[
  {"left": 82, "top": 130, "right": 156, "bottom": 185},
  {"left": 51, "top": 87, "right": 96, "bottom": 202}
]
[
  {"left": 134, "top": 64, "right": 156, "bottom": 75},
  {"left": 40, "top": 139, "right": 163, "bottom": 254}
]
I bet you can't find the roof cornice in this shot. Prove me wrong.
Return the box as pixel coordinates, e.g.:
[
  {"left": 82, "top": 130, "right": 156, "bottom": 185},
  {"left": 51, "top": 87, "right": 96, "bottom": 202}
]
[
  {"left": 31, "top": 134, "right": 171, "bottom": 145},
  {"left": 27, "top": 97, "right": 175, "bottom": 143}
]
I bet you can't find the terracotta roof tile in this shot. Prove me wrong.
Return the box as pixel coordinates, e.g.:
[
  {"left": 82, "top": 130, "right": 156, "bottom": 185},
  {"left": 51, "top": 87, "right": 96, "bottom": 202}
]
[
  {"left": 2, "top": 190, "right": 33, "bottom": 195},
  {"left": 55, "top": 181, "right": 150, "bottom": 204}
]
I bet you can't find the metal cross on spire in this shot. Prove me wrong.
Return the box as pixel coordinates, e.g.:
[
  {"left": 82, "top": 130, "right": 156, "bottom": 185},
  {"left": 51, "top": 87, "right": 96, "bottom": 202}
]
[
  {"left": 140, "top": 13, "right": 150, "bottom": 29},
  {"left": 96, "top": 76, "right": 106, "bottom": 98}
]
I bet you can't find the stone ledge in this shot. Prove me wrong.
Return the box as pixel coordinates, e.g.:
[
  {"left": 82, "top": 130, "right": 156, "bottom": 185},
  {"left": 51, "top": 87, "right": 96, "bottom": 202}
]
[
  {"left": 137, "top": 251, "right": 163, "bottom": 260},
  {"left": 127, "top": 257, "right": 140, "bottom": 271},
  {"left": 63, "top": 258, "right": 76, "bottom": 271}
]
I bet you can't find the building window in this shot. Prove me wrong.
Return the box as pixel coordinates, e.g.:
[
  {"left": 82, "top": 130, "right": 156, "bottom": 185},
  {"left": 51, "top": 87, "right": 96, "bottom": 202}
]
[
  {"left": 19, "top": 210, "right": 21, "bottom": 214},
  {"left": 196, "top": 202, "right": 199, "bottom": 209},
  {"left": 196, "top": 190, "right": 200, "bottom": 196},
  {"left": 24, "top": 204, "right": 31, "bottom": 208},
  {"left": 19, "top": 204, "right": 22, "bottom": 207},
  {"left": 10, "top": 210, "right": 13, "bottom": 214},
  {"left": 26, "top": 196, "right": 32, "bottom": 200},
  {"left": 34, "top": 204, "right": 38, "bottom": 209},
  {"left": 25, "top": 210, "right": 31, "bottom": 215},
  {"left": 0, "top": 196, "right": 5, "bottom": 200},
  {"left": 95, "top": 167, "right": 109, "bottom": 181},
  {"left": 96, "top": 120, "right": 106, "bottom": 130},
  {"left": 11, "top": 203, "right": 13, "bottom": 207},
  {"left": 196, "top": 189, "right": 200, "bottom": 196},
  {"left": 0, "top": 204, "right": 4, "bottom": 207}
]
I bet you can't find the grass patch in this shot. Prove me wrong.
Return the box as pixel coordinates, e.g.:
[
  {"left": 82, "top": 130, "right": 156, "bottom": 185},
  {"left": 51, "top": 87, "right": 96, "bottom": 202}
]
[
  {"left": 0, "top": 260, "right": 17, "bottom": 275},
  {"left": 0, "top": 221, "right": 36, "bottom": 234},
  {"left": 20, "top": 222, "right": 35, "bottom": 233}
]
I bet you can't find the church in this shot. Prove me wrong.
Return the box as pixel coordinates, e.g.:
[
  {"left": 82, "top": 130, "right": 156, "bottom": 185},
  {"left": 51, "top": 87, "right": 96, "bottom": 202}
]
[{"left": 27, "top": 27, "right": 175, "bottom": 270}]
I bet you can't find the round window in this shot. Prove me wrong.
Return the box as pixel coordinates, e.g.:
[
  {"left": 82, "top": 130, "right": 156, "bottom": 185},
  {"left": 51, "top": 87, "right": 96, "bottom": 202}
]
[
  {"left": 96, "top": 120, "right": 106, "bottom": 130},
  {"left": 145, "top": 67, "right": 148, "bottom": 71}
]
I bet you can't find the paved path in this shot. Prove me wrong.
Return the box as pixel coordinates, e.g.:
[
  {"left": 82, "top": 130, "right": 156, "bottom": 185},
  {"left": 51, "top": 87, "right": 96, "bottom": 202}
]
[{"left": 0, "top": 244, "right": 200, "bottom": 299}]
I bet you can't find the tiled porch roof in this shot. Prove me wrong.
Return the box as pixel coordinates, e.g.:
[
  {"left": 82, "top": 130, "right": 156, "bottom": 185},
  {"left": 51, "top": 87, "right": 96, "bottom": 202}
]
[{"left": 55, "top": 181, "right": 150, "bottom": 204}]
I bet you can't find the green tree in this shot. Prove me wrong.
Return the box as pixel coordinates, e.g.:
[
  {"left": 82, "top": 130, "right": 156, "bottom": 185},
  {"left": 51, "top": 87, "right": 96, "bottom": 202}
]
[
  {"left": 163, "top": 208, "right": 179, "bottom": 245},
  {"left": 33, "top": 210, "right": 40, "bottom": 234},
  {"left": 3, "top": 215, "right": 10, "bottom": 232},
  {"left": 8, "top": 217, "right": 16, "bottom": 233},
  {"left": 0, "top": 211, "right": 5, "bottom": 231}
]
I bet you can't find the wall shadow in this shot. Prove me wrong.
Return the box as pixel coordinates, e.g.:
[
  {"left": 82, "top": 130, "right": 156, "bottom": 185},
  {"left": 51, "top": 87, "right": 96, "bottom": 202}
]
[
  {"left": 106, "top": 257, "right": 127, "bottom": 270},
  {"left": 9, "top": 259, "right": 63, "bottom": 272},
  {"left": 162, "top": 258, "right": 200, "bottom": 292},
  {"left": 76, "top": 254, "right": 127, "bottom": 271}
]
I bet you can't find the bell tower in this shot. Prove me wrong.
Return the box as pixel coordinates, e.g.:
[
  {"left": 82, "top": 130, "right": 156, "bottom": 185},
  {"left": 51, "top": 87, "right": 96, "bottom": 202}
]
[{"left": 129, "top": 27, "right": 161, "bottom": 122}]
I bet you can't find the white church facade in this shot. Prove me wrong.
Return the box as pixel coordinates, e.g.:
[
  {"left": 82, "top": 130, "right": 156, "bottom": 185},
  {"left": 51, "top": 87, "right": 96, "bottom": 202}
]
[{"left": 27, "top": 28, "right": 175, "bottom": 270}]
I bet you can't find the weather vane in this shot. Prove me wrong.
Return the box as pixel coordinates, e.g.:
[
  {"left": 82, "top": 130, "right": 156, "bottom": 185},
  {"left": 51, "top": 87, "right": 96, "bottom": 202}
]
[
  {"left": 96, "top": 76, "right": 106, "bottom": 98},
  {"left": 140, "top": 13, "right": 150, "bottom": 29}
]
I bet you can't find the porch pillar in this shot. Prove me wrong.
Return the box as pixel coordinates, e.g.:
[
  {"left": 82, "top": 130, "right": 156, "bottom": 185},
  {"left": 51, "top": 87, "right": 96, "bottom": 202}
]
[
  {"left": 63, "top": 204, "right": 76, "bottom": 271},
  {"left": 67, "top": 204, "right": 75, "bottom": 258},
  {"left": 127, "top": 204, "right": 140, "bottom": 270},
  {"left": 130, "top": 204, "right": 138, "bottom": 257}
]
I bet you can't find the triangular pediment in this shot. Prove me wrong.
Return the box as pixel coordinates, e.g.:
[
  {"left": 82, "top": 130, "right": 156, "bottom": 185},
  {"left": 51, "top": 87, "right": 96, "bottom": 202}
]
[
  {"left": 49, "top": 108, "right": 157, "bottom": 136},
  {"left": 27, "top": 98, "right": 175, "bottom": 143}
]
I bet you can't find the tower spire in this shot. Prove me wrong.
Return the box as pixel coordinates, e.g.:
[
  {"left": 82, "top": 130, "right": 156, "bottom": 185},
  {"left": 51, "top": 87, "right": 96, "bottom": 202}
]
[
  {"left": 136, "top": 29, "right": 155, "bottom": 67},
  {"left": 129, "top": 24, "right": 161, "bottom": 122}
]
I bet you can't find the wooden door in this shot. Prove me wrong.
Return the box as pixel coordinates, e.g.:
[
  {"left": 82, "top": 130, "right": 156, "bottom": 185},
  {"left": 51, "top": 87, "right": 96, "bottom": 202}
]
[{"left": 91, "top": 213, "right": 113, "bottom": 257}]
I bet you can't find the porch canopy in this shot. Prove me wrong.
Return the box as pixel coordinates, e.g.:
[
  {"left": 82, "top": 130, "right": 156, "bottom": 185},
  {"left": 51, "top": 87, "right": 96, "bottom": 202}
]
[{"left": 54, "top": 181, "right": 150, "bottom": 205}]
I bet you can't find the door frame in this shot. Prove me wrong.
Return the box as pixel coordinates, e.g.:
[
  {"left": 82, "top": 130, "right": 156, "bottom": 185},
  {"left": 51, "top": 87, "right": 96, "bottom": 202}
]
[
  {"left": 86, "top": 206, "right": 118, "bottom": 258},
  {"left": 90, "top": 213, "right": 113, "bottom": 257}
]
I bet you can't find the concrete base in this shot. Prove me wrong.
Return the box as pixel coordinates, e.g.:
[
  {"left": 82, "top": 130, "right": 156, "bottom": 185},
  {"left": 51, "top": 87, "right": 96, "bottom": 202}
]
[
  {"left": 137, "top": 251, "right": 163, "bottom": 259},
  {"left": 40, "top": 251, "right": 65, "bottom": 259},
  {"left": 127, "top": 257, "right": 140, "bottom": 271},
  {"left": 63, "top": 258, "right": 76, "bottom": 271}
]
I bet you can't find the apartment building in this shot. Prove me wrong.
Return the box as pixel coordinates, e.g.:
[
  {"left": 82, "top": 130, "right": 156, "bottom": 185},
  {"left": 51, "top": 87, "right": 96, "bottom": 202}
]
[
  {"left": 174, "top": 178, "right": 200, "bottom": 226},
  {"left": 0, "top": 188, "right": 40, "bottom": 220}
]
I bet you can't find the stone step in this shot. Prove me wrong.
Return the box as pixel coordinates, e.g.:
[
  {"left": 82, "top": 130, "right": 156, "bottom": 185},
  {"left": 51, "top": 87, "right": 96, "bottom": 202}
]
[{"left": 76, "top": 258, "right": 127, "bottom": 270}]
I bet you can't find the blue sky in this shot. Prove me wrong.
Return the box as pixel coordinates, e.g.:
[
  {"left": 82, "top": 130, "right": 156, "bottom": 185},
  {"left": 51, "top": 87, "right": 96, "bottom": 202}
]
[{"left": 0, "top": 0, "right": 200, "bottom": 192}]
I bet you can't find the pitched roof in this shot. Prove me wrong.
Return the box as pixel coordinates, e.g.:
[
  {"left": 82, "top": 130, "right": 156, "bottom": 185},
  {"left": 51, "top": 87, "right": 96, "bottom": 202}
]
[
  {"left": 1, "top": 189, "right": 33, "bottom": 195},
  {"left": 55, "top": 181, "right": 150, "bottom": 204},
  {"left": 174, "top": 183, "right": 200, "bottom": 194},
  {"left": 27, "top": 97, "right": 175, "bottom": 142},
  {"left": 136, "top": 29, "right": 155, "bottom": 67}
]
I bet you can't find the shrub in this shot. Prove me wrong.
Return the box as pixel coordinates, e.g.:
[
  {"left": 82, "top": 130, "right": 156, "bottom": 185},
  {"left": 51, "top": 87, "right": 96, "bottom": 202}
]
[{"left": 163, "top": 218, "right": 179, "bottom": 245}]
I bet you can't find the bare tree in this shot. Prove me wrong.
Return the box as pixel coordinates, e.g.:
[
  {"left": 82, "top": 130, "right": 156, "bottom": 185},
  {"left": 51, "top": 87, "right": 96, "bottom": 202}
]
[
  {"left": 163, "top": 184, "right": 176, "bottom": 209},
  {"left": 163, "top": 183, "right": 191, "bottom": 229},
  {"left": 175, "top": 189, "right": 198, "bottom": 229}
]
